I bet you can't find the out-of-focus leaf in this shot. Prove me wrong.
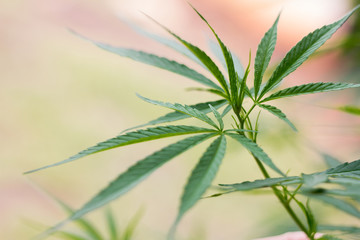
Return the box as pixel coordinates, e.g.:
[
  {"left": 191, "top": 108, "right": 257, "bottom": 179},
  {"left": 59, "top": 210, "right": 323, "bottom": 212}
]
[
  {"left": 119, "top": 16, "right": 204, "bottom": 67},
  {"left": 302, "top": 172, "right": 328, "bottom": 187},
  {"left": 321, "top": 153, "right": 342, "bottom": 168},
  {"left": 105, "top": 208, "right": 118, "bottom": 240},
  {"left": 337, "top": 105, "right": 360, "bottom": 116},
  {"left": 121, "top": 208, "right": 144, "bottom": 240},
  {"left": 326, "top": 159, "right": 360, "bottom": 178},
  {"left": 306, "top": 195, "right": 360, "bottom": 219}
]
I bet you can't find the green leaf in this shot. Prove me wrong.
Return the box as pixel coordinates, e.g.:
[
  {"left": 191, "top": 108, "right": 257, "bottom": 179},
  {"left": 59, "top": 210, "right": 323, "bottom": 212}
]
[
  {"left": 337, "top": 105, "right": 360, "bottom": 116},
  {"left": 55, "top": 231, "right": 89, "bottom": 240},
  {"left": 49, "top": 196, "right": 103, "bottom": 240},
  {"left": 259, "top": 5, "right": 360, "bottom": 99},
  {"left": 317, "top": 235, "right": 343, "bottom": 240},
  {"left": 226, "top": 133, "right": 284, "bottom": 176},
  {"left": 25, "top": 125, "right": 214, "bottom": 174},
  {"left": 305, "top": 200, "right": 317, "bottom": 235},
  {"left": 120, "top": 16, "right": 205, "bottom": 68},
  {"left": 318, "top": 225, "right": 360, "bottom": 234},
  {"left": 221, "top": 104, "right": 232, "bottom": 118},
  {"left": 257, "top": 104, "right": 297, "bottom": 131},
  {"left": 170, "top": 135, "right": 226, "bottom": 237},
  {"left": 324, "top": 189, "right": 360, "bottom": 199},
  {"left": 144, "top": 14, "right": 230, "bottom": 96},
  {"left": 137, "top": 95, "right": 219, "bottom": 129},
  {"left": 306, "top": 195, "right": 360, "bottom": 219},
  {"left": 261, "top": 82, "right": 360, "bottom": 102},
  {"left": 123, "top": 99, "right": 228, "bottom": 132},
  {"left": 105, "top": 208, "right": 118, "bottom": 240},
  {"left": 326, "top": 159, "right": 360, "bottom": 177},
  {"left": 321, "top": 153, "right": 342, "bottom": 168},
  {"left": 186, "top": 87, "right": 229, "bottom": 100},
  {"left": 40, "top": 133, "right": 216, "bottom": 238},
  {"left": 223, "top": 129, "right": 258, "bottom": 134},
  {"left": 209, "top": 104, "right": 224, "bottom": 130},
  {"left": 254, "top": 14, "right": 279, "bottom": 99},
  {"left": 219, "top": 176, "right": 301, "bottom": 191},
  {"left": 73, "top": 31, "right": 221, "bottom": 91},
  {"left": 190, "top": 6, "right": 238, "bottom": 102},
  {"left": 302, "top": 172, "right": 328, "bottom": 187},
  {"left": 329, "top": 178, "right": 360, "bottom": 186},
  {"left": 207, "top": 38, "right": 245, "bottom": 77}
]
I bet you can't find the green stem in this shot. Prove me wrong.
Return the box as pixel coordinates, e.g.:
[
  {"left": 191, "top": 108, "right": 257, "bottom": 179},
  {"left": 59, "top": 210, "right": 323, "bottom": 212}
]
[
  {"left": 242, "top": 104, "right": 256, "bottom": 122},
  {"left": 232, "top": 104, "right": 312, "bottom": 237},
  {"left": 251, "top": 154, "right": 312, "bottom": 238}
]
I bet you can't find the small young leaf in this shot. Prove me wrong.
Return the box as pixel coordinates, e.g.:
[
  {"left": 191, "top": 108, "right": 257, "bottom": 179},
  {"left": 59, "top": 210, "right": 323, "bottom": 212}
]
[
  {"left": 25, "top": 125, "right": 214, "bottom": 174},
  {"left": 209, "top": 104, "right": 224, "bottom": 130},
  {"left": 144, "top": 14, "right": 230, "bottom": 96},
  {"left": 170, "top": 135, "right": 226, "bottom": 237},
  {"left": 257, "top": 104, "right": 297, "bottom": 131},
  {"left": 40, "top": 133, "right": 216, "bottom": 238},
  {"left": 226, "top": 133, "right": 284, "bottom": 176},
  {"left": 259, "top": 5, "right": 360, "bottom": 99},
  {"left": 220, "top": 176, "right": 301, "bottom": 191},
  {"left": 123, "top": 99, "right": 228, "bottom": 132},
  {"left": 73, "top": 31, "right": 221, "bottom": 91},
  {"left": 254, "top": 14, "right": 280, "bottom": 98},
  {"left": 261, "top": 82, "right": 360, "bottom": 102},
  {"left": 137, "top": 95, "right": 219, "bottom": 129}
]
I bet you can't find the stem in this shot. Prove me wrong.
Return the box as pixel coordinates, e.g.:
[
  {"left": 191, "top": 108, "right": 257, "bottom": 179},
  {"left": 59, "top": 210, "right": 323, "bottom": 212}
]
[
  {"left": 242, "top": 104, "right": 256, "bottom": 122},
  {"left": 251, "top": 154, "right": 312, "bottom": 238},
  {"left": 231, "top": 104, "right": 312, "bottom": 238}
]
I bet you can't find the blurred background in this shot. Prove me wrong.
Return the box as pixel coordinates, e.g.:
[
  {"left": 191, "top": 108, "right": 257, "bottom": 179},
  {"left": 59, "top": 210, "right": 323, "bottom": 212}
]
[{"left": 1, "top": 0, "right": 359, "bottom": 239}]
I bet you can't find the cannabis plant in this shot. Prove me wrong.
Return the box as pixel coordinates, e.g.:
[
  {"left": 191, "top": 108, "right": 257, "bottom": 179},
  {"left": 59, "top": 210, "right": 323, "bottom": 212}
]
[{"left": 27, "top": 4, "right": 360, "bottom": 240}]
